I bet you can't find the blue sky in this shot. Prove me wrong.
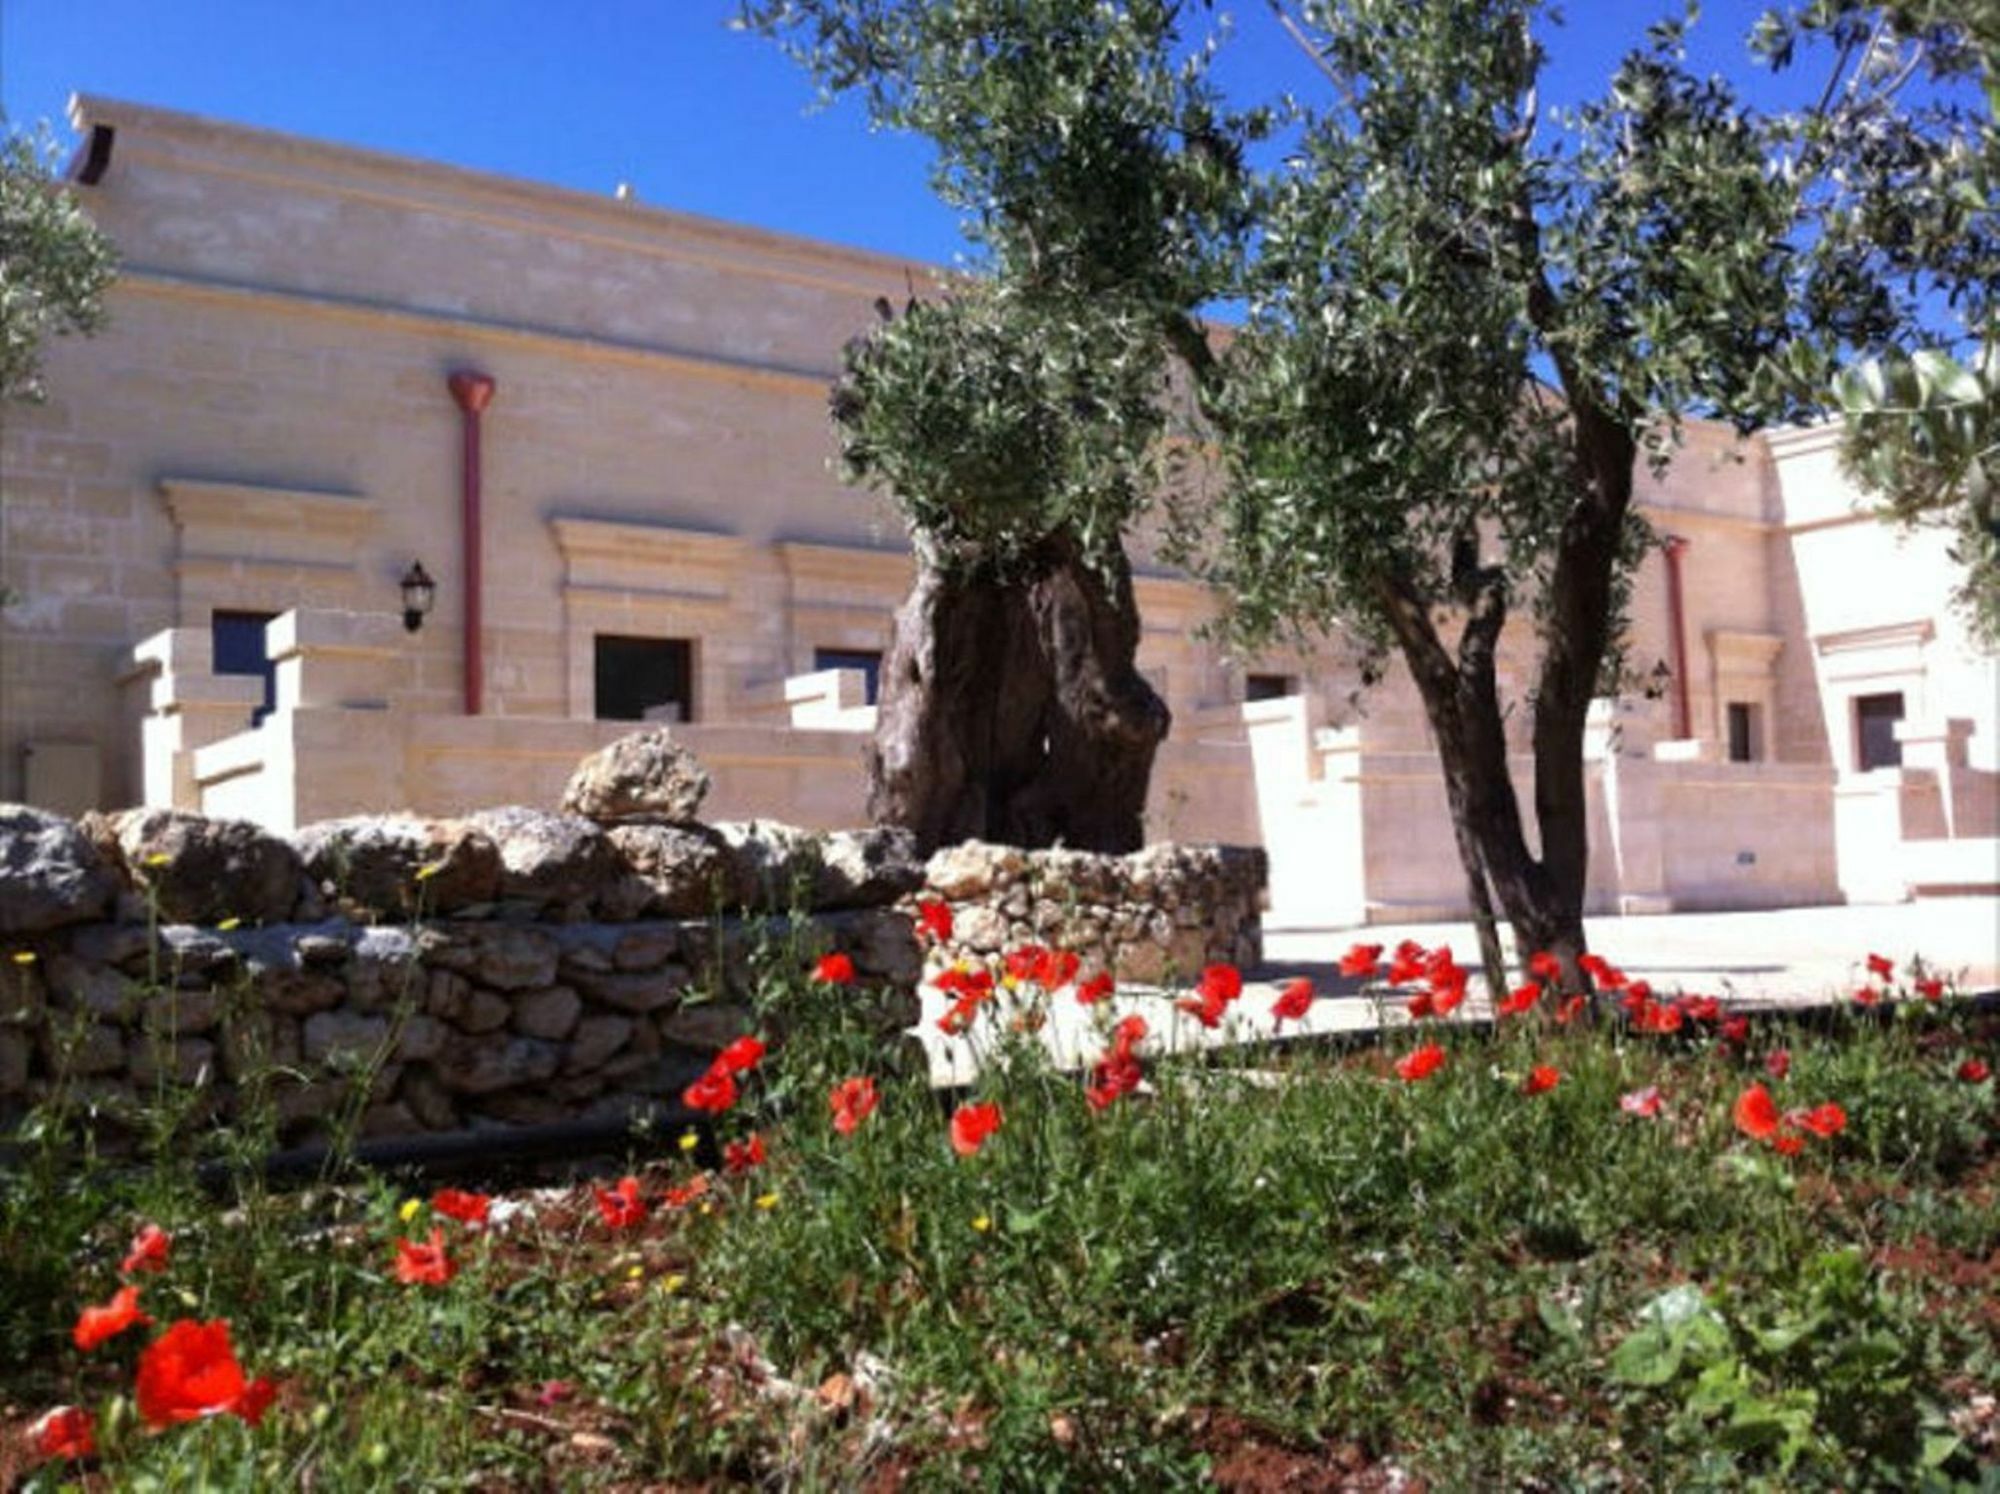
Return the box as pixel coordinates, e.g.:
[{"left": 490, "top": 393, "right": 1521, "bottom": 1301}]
[{"left": 3, "top": 1, "right": 1836, "bottom": 268}]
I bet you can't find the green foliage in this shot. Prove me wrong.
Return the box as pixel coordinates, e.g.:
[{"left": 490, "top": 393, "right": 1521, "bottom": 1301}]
[
  {"left": 3, "top": 944, "right": 1996, "bottom": 1486},
  {"left": 0, "top": 119, "right": 116, "bottom": 405},
  {"left": 832, "top": 286, "right": 1171, "bottom": 576},
  {"left": 1200, "top": 0, "right": 1831, "bottom": 657},
  {"left": 1758, "top": 2, "right": 1998, "bottom": 640}
]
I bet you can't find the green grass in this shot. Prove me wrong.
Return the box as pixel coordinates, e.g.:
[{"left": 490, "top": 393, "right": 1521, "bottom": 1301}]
[{"left": 2, "top": 948, "right": 1995, "bottom": 1491}]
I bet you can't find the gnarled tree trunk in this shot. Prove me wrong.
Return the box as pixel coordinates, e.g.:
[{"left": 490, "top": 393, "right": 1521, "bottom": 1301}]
[{"left": 868, "top": 531, "right": 1170, "bottom": 854}]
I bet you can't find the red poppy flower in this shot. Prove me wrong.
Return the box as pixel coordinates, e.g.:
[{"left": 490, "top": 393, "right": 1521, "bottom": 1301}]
[
  {"left": 813, "top": 952, "right": 856, "bottom": 985},
  {"left": 1396, "top": 1043, "right": 1446, "bottom": 1083},
  {"left": 122, "top": 1222, "right": 172, "bottom": 1276},
  {"left": 1430, "top": 979, "right": 1467, "bottom": 1017},
  {"left": 1528, "top": 950, "right": 1563, "bottom": 982},
  {"left": 1338, "top": 943, "right": 1383, "bottom": 979},
  {"left": 1772, "top": 1133, "right": 1806, "bottom": 1156},
  {"left": 1764, "top": 1048, "right": 1791, "bottom": 1080},
  {"left": 430, "top": 1189, "right": 491, "bottom": 1228},
  {"left": 938, "top": 995, "right": 983, "bottom": 1035},
  {"left": 74, "top": 1284, "right": 150, "bottom": 1351},
  {"left": 1405, "top": 991, "right": 1436, "bottom": 1020},
  {"left": 950, "top": 1101, "right": 1004, "bottom": 1157},
  {"left": 1111, "top": 1013, "right": 1148, "bottom": 1055},
  {"left": 594, "top": 1176, "right": 647, "bottom": 1230},
  {"left": 1794, "top": 1102, "right": 1846, "bottom": 1139},
  {"left": 1679, "top": 995, "right": 1721, "bottom": 1025},
  {"left": 683, "top": 1066, "right": 738, "bottom": 1115},
  {"left": 1721, "top": 1014, "right": 1750, "bottom": 1046},
  {"left": 1271, "top": 978, "right": 1314, "bottom": 1025},
  {"left": 1555, "top": 994, "right": 1588, "bottom": 1025},
  {"left": 1086, "top": 1055, "right": 1142, "bottom": 1110},
  {"left": 715, "top": 1035, "right": 767, "bottom": 1076},
  {"left": 1733, "top": 1082, "right": 1781, "bottom": 1141},
  {"left": 829, "top": 1076, "right": 878, "bottom": 1135},
  {"left": 1198, "top": 964, "right": 1244, "bottom": 1005},
  {"left": 934, "top": 965, "right": 995, "bottom": 1002},
  {"left": 724, "top": 1133, "right": 768, "bottom": 1173},
  {"left": 1866, "top": 952, "right": 1896, "bottom": 981},
  {"left": 1176, "top": 990, "right": 1231, "bottom": 1028},
  {"left": 1916, "top": 977, "right": 1945, "bottom": 1001},
  {"left": 663, "top": 1174, "right": 710, "bottom": 1209},
  {"left": 1075, "top": 971, "right": 1115, "bottom": 1005},
  {"left": 29, "top": 1405, "right": 95, "bottom": 1461},
  {"left": 1620, "top": 1085, "right": 1663, "bottom": 1118},
  {"left": 1853, "top": 985, "right": 1882, "bottom": 1006},
  {"left": 1386, "top": 940, "right": 1428, "bottom": 985},
  {"left": 394, "top": 1227, "right": 455, "bottom": 1287},
  {"left": 1496, "top": 983, "right": 1540, "bottom": 1018},
  {"left": 1632, "top": 999, "right": 1683, "bottom": 1035},
  {"left": 1003, "top": 945, "right": 1051, "bottom": 985},
  {"left": 1958, "top": 1057, "right": 1991, "bottom": 1083},
  {"left": 1522, "top": 1065, "right": 1560, "bottom": 1096},
  {"left": 1579, "top": 952, "right": 1626, "bottom": 989},
  {"left": 915, "top": 899, "right": 953, "bottom": 944},
  {"left": 1039, "top": 949, "right": 1082, "bottom": 990},
  {"left": 135, "top": 1319, "right": 275, "bottom": 1428}
]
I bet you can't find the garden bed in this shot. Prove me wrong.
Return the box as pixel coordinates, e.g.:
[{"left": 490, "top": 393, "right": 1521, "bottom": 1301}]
[{"left": 3, "top": 932, "right": 1995, "bottom": 1489}]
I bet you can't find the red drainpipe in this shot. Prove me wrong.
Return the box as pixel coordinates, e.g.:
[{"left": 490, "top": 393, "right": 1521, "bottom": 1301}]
[
  {"left": 1661, "top": 535, "right": 1692, "bottom": 740},
  {"left": 447, "top": 370, "right": 496, "bottom": 716}
]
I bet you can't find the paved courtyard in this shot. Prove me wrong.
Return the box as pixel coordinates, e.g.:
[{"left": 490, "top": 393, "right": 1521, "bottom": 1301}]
[{"left": 916, "top": 897, "right": 2000, "bottom": 1086}]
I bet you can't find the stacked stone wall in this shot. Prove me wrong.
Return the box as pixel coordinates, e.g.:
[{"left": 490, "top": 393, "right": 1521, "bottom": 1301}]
[{"left": 0, "top": 732, "right": 1266, "bottom": 1146}]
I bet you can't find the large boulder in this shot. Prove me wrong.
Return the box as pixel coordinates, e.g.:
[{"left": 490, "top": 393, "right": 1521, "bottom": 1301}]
[
  {"left": 110, "top": 809, "right": 301, "bottom": 926},
  {"left": 561, "top": 730, "right": 710, "bottom": 826},
  {"left": 293, "top": 815, "right": 501, "bottom": 917},
  {"left": 606, "top": 823, "right": 733, "bottom": 916},
  {"left": 0, "top": 805, "right": 120, "bottom": 933},
  {"left": 467, "top": 807, "right": 620, "bottom": 911}
]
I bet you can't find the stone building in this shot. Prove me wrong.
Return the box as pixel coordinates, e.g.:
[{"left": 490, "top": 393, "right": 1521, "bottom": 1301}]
[{"left": 3, "top": 95, "right": 1994, "bottom": 924}]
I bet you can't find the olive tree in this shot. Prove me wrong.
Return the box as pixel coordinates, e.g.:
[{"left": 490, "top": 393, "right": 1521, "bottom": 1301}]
[
  {"left": 742, "top": 0, "right": 1261, "bottom": 854},
  {"left": 1, "top": 120, "right": 115, "bottom": 405},
  {"left": 748, "top": 0, "right": 1936, "bottom": 984}
]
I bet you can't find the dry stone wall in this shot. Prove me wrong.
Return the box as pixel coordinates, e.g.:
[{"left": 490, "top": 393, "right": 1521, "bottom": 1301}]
[
  {"left": 0, "top": 732, "right": 1265, "bottom": 1146},
  {"left": 921, "top": 840, "right": 1266, "bottom": 984}
]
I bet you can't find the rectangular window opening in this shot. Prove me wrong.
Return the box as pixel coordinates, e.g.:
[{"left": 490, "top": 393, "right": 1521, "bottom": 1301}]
[
  {"left": 813, "top": 647, "right": 883, "bottom": 705},
  {"left": 1726, "top": 702, "right": 1759, "bottom": 763},
  {"left": 1854, "top": 691, "right": 1905, "bottom": 772},
  {"left": 211, "top": 610, "right": 278, "bottom": 727},
  {"left": 1245, "top": 672, "right": 1297, "bottom": 703},
  {"left": 595, "top": 635, "right": 694, "bottom": 723}
]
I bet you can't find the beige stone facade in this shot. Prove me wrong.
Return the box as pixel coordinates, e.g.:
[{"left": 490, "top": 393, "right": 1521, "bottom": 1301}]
[{"left": 2, "top": 96, "right": 1993, "bottom": 923}]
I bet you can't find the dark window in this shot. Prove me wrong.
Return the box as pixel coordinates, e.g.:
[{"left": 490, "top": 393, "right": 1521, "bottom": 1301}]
[
  {"left": 1726, "top": 702, "right": 1758, "bottom": 763},
  {"left": 813, "top": 648, "right": 883, "bottom": 705},
  {"left": 595, "top": 635, "right": 694, "bottom": 723},
  {"left": 1855, "top": 692, "right": 1905, "bottom": 771},
  {"left": 211, "top": 610, "right": 278, "bottom": 726},
  {"left": 1245, "top": 673, "right": 1296, "bottom": 703}
]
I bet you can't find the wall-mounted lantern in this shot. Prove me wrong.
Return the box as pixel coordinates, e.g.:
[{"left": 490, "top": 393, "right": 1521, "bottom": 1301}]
[{"left": 400, "top": 561, "right": 437, "bottom": 633}]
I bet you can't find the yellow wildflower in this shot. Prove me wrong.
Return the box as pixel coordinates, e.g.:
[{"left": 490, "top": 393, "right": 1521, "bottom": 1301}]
[
  {"left": 144, "top": 852, "right": 171, "bottom": 868},
  {"left": 661, "top": 1273, "right": 686, "bottom": 1295},
  {"left": 678, "top": 1130, "right": 699, "bottom": 1153},
  {"left": 414, "top": 861, "right": 444, "bottom": 882},
  {"left": 972, "top": 1214, "right": 992, "bottom": 1234},
  {"left": 216, "top": 917, "right": 242, "bottom": 932},
  {"left": 398, "top": 1198, "right": 423, "bottom": 1223},
  {"left": 754, "top": 1192, "right": 780, "bottom": 1211},
  {"left": 9, "top": 951, "right": 35, "bottom": 966}
]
